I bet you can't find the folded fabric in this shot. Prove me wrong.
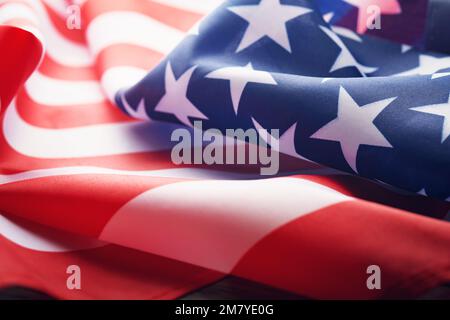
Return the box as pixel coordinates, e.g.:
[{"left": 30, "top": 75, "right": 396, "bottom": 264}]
[
  {"left": 118, "top": 0, "right": 450, "bottom": 200},
  {"left": 0, "top": 0, "right": 449, "bottom": 300}
]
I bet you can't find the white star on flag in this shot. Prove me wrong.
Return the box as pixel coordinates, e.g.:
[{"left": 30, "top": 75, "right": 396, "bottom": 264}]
[
  {"left": 228, "top": 0, "right": 312, "bottom": 53},
  {"left": 401, "top": 44, "right": 412, "bottom": 53},
  {"left": 432, "top": 72, "right": 450, "bottom": 80},
  {"left": 411, "top": 94, "right": 450, "bottom": 143},
  {"left": 155, "top": 62, "right": 208, "bottom": 127},
  {"left": 319, "top": 26, "right": 377, "bottom": 75},
  {"left": 311, "top": 86, "right": 396, "bottom": 172},
  {"left": 394, "top": 55, "right": 450, "bottom": 77},
  {"left": 120, "top": 93, "right": 148, "bottom": 120},
  {"left": 206, "top": 63, "right": 277, "bottom": 115},
  {"left": 322, "top": 13, "right": 363, "bottom": 42},
  {"left": 252, "top": 118, "right": 308, "bottom": 160},
  {"left": 416, "top": 55, "right": 450, "bottom": 75}
]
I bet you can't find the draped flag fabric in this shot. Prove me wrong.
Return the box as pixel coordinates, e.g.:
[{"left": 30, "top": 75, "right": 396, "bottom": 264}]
[{"left": 0, "top": 0, "right": 449, "bottom": 300}]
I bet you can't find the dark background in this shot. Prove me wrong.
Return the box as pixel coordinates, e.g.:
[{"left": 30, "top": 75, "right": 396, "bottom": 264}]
[{"left": 1, "top": 276, "right": 449, "bottom": 300}]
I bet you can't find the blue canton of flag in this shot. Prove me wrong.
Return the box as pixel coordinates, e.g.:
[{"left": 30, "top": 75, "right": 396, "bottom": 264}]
[{"left": 117, "top": 0, "right": 450, "bottom": 200}]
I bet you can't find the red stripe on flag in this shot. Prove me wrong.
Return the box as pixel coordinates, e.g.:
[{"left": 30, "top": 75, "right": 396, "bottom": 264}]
[{"left": 234, "top": 201, "right": 450, "bottom": 299}]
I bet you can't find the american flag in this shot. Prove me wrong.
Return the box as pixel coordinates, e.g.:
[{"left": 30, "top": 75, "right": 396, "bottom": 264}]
[{"left": 0, "top": 0, "right": 449, "bottom": 299}]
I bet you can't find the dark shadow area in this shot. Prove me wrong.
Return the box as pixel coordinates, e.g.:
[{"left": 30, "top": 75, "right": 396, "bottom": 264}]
[{"left": 1, "top": 279, "right": 449, "bottom": 300}]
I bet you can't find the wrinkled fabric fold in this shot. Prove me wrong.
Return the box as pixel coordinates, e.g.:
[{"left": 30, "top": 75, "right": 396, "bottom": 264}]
[{"left": 0, "top": 0, "right": 449, "bottom": 300}]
